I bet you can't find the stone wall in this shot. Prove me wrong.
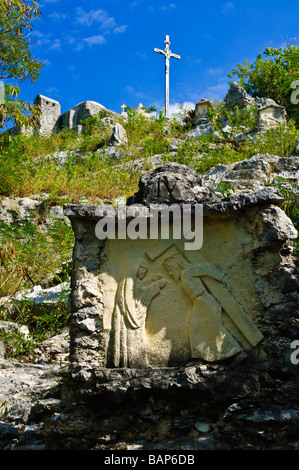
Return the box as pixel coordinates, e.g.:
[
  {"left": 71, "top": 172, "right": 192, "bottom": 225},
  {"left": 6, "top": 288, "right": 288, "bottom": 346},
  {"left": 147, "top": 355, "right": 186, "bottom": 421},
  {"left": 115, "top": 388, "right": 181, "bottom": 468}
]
[
  {"left": 34, "top": 94, "right": 61, "bottom": 136},
  {"left": 58, "top": 100, "right": 107, "bottom": 134}
]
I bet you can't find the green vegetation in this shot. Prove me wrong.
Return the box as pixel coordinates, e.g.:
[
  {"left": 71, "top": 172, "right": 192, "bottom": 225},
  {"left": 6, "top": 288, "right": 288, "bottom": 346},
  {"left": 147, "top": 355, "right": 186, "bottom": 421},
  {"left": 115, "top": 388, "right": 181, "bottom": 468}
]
[
  {"left": 228, "top": 42, "right": 299, "bottom": 125},
  {"left": 0, "top": 1, "right": 44, "bottom": 130},
  {"left": 164, "top": 103, "right": 298, "bottom": 174},
  {"left": 0, "top": 97, "right": 298, "bottom": 357},
  {"left": 0, "top": 215, "right": 72, "bottom": 357}
]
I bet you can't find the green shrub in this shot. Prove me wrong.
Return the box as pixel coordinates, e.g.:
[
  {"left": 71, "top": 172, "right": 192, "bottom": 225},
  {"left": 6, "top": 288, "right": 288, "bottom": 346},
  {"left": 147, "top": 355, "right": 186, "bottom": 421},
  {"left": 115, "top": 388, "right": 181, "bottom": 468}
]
[{"left": 228, "top": 43, "right": 299, "bottom": 125}]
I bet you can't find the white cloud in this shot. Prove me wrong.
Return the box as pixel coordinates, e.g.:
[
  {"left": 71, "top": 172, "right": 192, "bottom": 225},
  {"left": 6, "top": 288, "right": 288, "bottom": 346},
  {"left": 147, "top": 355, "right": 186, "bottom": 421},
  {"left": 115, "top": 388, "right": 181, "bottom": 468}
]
[
  {"left": 83, "top": 35, "right": 106, "bottom": 47},
  {"left": 113, "top": 25, "right": 128, "bottom": 34},
  {"left": 31, "top": 30, "right": 51, "bottom": 46},
  {"left": 48, "top": 11, "right": 67, "bottom": 20},
  {"left": 222, "top": 2, "right": 236, "bottom": 13},
  {"left": 206, "top": 67, "right": 224, "bottom": 76},
  {"left": 44, "top": 87, "right": 60, "bottom": 99},
  {"left": 160, "top": 4, "right": 176, "bottom": 11},
  {"left": 125, "top": 85, "right": 146, "bottom": 99},
  {"left": 169, "top": 101, "right": 195, "bottom": 117},
  {"left": 76, "top": 8, "right": 116, "bottom": 29},
  {"left": 75, "top": 8, "right": 127, "bottom": 36},
  {"left": 50, "top": 39, "right": 62, "bottom": 50}
]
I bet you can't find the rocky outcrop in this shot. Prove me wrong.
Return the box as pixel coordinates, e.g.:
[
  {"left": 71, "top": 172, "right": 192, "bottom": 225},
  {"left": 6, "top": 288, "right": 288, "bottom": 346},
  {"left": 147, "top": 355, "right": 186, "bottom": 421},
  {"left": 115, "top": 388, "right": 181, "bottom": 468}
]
[
  {"left": 0, "top": 282, "right": 70, "bottom": 318},
  {"left": 0, "top": 195, "right": 69, "bottom": 225},
  {"left": 107, "top": 123, "right": 128, "bottom": 147},
  {"left": 0, "top": 331, "right": 69, "bottom": 450},
  {"left": 205, "top": 154, "right": 299, "bottom": 192},
  {"left": 127, "top": 162, "right": 220, "bottom": 206},
  {"left": 190, "top": 82, "right": 287, "bottom": 138}
]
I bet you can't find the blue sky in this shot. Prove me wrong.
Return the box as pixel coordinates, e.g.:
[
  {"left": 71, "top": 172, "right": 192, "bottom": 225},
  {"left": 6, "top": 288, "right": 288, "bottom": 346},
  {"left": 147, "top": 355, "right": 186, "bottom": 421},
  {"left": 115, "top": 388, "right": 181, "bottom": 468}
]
[{"left": 18, "top": 0, "right": 298, "bottom": 116}]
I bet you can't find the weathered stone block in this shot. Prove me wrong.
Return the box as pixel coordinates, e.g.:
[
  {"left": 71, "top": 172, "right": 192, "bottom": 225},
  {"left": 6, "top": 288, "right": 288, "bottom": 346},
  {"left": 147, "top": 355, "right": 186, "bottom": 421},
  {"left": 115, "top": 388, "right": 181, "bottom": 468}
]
[{"left": 42, "top": 162, "right": 298, "bottom": 450}]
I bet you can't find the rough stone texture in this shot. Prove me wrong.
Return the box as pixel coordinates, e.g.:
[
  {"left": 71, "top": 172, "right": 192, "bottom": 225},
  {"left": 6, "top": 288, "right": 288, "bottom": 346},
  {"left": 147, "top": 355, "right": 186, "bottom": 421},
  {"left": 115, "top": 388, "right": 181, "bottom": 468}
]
[
  {"left": 8, "top": 95, "right": 61, "bottom": 137},
  {"left": 223, "top": 82, "right": 255, "bottom": 110},
  {"left": 8, "top": 94, "right": 118, "bottom": 137},
  {"left": 0, "top": 330, "right": 69, "bottom": 450},
  {"left": 0, "top": 196, "right": 41, "bottom": 224},
  {"left": 127, "top": 162, "right": 220, "bottom": 206},
  {"left": 257, "top": 104, "right": 287, "bottom": 130},
  {"left": 107, "top": 123, "right": 128, "bottom": 146},
  {"left": 0, "top": 282, "right": 70, "bottom": 318},
  {"left": 223, "top": 82, "right": 287, "bottom": 131},
  {"left": 194, "top": 99, "right": 214, "bottom": 126},
  {"left": 0, "top": 320, "right": 30, "bottom": 342},
  {"left": 34, "top": 94, "right": 61, "bottom": 136},
  {"left": 0, "top": 195, "right": 70, "bottom": 226},
  {"left": 186, "top": 122, "right": 214, "bottom": 139},
  {"left": 59, "top": 100, "right": 107, "bottom": 135},
  {"left": 188, "top": 79, "right": 289, "bottom": 137},
  {"left": 40, "top": 162, "right": 299, "bottom": 450},
  {"left": 205, "top": 154, "right": 299, "bottom": 192}
]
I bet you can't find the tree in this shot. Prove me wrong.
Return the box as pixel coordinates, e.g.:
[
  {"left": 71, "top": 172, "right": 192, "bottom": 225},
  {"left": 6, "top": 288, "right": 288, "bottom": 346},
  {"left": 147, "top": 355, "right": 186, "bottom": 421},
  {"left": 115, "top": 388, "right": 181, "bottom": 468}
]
[
  {"left": 0, "top": 0, "right": 44, "bottom": 130},
  {"left": 228, "top": 42, "right": 299, "bottom": 125}
]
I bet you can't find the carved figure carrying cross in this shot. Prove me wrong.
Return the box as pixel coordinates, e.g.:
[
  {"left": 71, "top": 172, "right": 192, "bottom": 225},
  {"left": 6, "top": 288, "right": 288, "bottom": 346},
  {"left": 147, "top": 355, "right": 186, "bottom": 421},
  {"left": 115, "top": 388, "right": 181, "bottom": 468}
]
[{"left": 154, "top": 35, "right": 181, "bottom": 117}]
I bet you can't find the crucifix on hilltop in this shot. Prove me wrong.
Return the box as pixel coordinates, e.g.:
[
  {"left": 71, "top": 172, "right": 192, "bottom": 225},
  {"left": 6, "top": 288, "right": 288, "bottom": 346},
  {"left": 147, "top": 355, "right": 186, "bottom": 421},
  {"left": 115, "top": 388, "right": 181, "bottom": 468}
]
[{"left": 154, "top": 35, "right": 181, "bottom": 117}]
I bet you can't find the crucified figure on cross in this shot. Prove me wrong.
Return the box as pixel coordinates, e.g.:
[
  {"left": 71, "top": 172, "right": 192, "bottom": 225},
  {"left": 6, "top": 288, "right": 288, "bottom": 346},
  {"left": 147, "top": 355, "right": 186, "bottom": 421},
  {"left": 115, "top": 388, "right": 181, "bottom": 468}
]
[{"left": 154, "top": 35, "right": 181, "bottom": 118}]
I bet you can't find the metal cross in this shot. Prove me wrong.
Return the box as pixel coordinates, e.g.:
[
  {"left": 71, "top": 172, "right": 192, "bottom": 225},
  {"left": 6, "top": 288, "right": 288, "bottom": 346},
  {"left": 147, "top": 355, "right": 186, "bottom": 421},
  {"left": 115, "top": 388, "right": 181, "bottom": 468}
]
[{"left": 154, "top": 35, "right": 181, "bottom": 117}]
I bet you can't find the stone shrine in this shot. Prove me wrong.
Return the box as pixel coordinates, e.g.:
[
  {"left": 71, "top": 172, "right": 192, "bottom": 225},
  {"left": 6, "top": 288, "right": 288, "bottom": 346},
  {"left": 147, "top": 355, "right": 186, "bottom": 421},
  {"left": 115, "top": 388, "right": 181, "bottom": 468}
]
[{"left": 42, "top": 163, "right": 298, "bottom": 450}]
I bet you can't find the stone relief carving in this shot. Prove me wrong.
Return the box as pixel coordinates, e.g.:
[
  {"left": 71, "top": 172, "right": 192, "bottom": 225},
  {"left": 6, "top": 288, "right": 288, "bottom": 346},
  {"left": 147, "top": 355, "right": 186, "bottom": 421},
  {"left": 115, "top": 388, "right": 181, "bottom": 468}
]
[
  {"left": 106, "top": 243, "right": 263, "bottom": 368},
  {"left": 161, "top": 248, "right": 263, "bottom": 361},
  {"left": 108, "top": 260, "right": 166, "bottom": 368}
]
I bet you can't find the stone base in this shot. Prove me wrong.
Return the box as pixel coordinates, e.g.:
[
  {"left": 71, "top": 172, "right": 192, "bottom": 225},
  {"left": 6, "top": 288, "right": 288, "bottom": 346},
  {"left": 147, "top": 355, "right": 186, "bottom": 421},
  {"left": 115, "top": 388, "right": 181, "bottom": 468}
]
[{"left": 43, "top": 351, "right": 299, "bottom": 450}]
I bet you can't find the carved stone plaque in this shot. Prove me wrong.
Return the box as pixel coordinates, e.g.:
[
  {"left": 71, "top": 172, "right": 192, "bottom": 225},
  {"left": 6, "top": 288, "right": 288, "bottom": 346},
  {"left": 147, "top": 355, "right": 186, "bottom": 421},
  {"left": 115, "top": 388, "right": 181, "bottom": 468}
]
[
  {"left": 64, "top": 163, "right": 297, "bottom": 370},
  {"left": 99, "top": 235, "right": 263, "bottom": 368}
]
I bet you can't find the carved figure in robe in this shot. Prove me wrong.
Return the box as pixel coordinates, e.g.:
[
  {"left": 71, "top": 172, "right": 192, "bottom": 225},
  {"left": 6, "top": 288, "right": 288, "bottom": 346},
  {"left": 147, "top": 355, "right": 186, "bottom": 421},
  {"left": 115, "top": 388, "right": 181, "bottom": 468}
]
[{"left": 108, "top": 260, "right": 166, "bottom": 368}]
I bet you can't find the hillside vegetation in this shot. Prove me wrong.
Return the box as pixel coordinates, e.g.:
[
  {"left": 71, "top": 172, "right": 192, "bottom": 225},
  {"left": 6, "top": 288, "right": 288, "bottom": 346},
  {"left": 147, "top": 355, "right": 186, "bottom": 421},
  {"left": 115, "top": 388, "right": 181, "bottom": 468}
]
[{"left": 0, "top": 102, "right": 298, "bottom": 356}]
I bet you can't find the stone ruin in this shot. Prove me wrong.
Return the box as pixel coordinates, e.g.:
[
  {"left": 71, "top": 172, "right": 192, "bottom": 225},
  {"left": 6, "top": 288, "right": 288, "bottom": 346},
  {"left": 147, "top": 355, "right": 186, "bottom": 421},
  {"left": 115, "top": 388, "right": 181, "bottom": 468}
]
[
  {"left": 42, "top": 162, "right": 299, "bottom": 450},
  {"left": 8, "top": 82, "right": 287, "bottom": 140},
  {"left": 8, "top": 94, "right": 113, "bottom": 137}
]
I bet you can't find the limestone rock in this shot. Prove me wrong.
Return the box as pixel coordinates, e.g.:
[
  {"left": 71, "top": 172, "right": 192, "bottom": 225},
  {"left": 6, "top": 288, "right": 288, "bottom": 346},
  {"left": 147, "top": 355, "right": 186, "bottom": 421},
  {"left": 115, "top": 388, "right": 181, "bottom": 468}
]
[
  {"left": 0, "top": 358, "right": 66, "bottom": 449},
  {"left": 0, "top": 195, "right": 70, "bottom": 226},
  {"left": 223, "top": 82, "right": 255, "bottom": 109},
  {"left": 186, "top": 122, "right": 214, "bottom": 138},
  {"left": 0, "top": 282, "right": 70, "bottom": 318},
  {"left": 195, "top": 99, "right": 214, "bottom": 125},
  {"left": 42, "top": 160, "right": 299, "bottom": 449},
  {"left": 222, "top": 82, "right": 287, "bottom": 131},
  {"left": 205, "top": 154, "right": 299, "bottom": 192},
  {"left": 0, "top": 320, "right": 30, "bottom": 340},
  {"left": 0, "top": 197, "right": 40, "bottom": 224},
  {"left": 0, "top": 340, "right": 5, "bottom": 358},
  {"left": 120, "top": 154, "right": 164, "bottom": 173},
  {"left": 108, "top": 123, "right": 128, "bottom": 146},
  {"left": 127, "top": 162, "right": 219, "bottom": 206}
]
